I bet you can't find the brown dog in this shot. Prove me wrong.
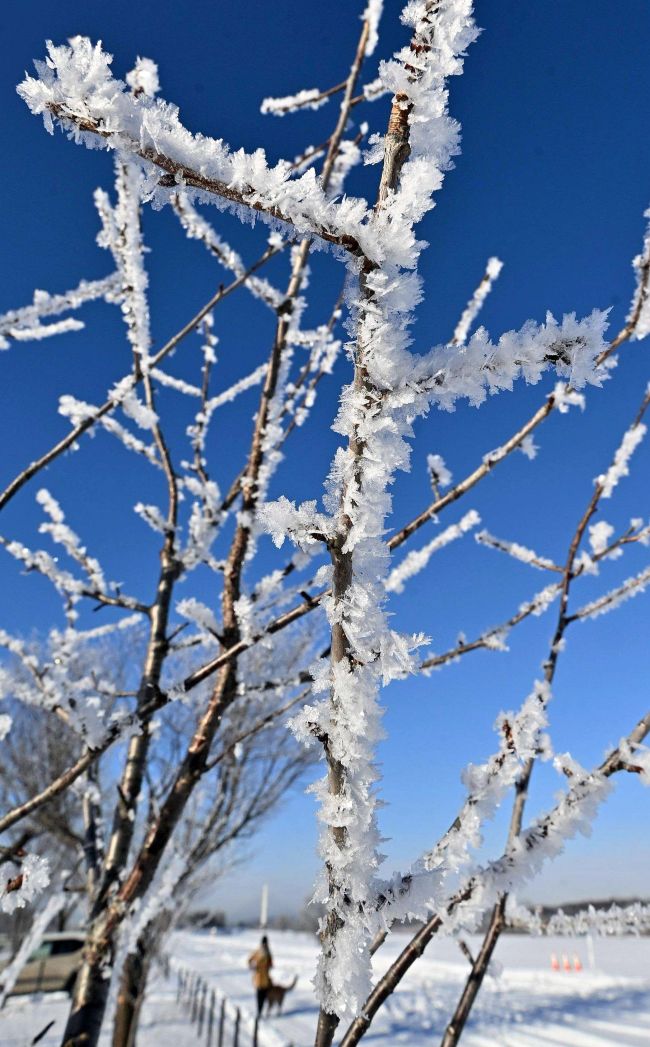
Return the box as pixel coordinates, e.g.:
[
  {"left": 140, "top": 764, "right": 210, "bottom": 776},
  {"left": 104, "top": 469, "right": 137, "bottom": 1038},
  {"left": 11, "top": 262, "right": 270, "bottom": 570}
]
[{"left": 265, "top": 975, "right": 297, "bottom": 1013}]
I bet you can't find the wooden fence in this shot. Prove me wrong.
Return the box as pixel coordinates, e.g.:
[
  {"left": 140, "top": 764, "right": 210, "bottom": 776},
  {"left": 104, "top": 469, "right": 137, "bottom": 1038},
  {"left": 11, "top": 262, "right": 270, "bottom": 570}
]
[{"left": 174, "top": 965, "right": 292, "bottom": 1047}]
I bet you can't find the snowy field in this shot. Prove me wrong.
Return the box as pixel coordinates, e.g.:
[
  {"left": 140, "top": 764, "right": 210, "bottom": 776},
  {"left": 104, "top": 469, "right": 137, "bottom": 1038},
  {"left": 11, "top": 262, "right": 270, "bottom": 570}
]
[{"left": 1, "top": 928, "right": 649, "bottom": 1046}]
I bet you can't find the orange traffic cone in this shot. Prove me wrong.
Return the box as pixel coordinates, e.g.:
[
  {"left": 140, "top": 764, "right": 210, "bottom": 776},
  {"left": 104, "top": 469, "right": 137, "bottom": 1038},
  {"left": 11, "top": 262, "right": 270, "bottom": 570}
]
[
  {"left": 550, "top": 953, "right": 560, "bottom": 971},
  {"left": 573, "top": 954, "right": 582, "bottom": 972},
  {"left": 562, "top": 954, "right": 571, "bottom": 972}
]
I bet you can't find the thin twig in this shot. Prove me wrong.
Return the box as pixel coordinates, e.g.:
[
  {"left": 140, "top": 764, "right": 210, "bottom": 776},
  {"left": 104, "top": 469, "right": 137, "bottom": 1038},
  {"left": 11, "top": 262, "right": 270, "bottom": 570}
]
[{"left": 0, "top": 248, "right": 277, "bottom": 514}]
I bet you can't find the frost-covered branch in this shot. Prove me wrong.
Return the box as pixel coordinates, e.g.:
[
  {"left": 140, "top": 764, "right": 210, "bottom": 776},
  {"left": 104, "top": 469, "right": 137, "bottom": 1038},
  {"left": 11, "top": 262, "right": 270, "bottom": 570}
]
[
  {"left": 339, "top": 383, "right": 650, "bottom": 1046},
  {"left": 0, "top": 524, "right": 148, "bottom": 618},
  {"left": 0, "top": 244, "right": 276, "bottom": 515},
  {"left": 294, "top": 4, "right": 610, "bottom": 1030},
  {"left": 18, "top": 39, "right": 373, "bottom": 257},
  {"left": 386, "top": 509, "right": 480, "bottom": 593},
  {"left": 387, "top": 384, "right": 583, "bottom": 551},
  {"left": 570, "top": 563, "right": 650, "bottom": 621},
  {"left": 595, "top": 387, "right": 649, "bottom": 497},
  {"left": 429, "top": 514, "right": 647, "bottom": 687},
  {"left": 420, "top": 581, "right": 562, "bottom": 670},
  {"left": 0, "top": 852, "right": 51, "bottom": 917},
  {"left": 84, "top": 159, "right": 184, "bottom": 944},
  {"left": 409, "top": 311, "right": 609, "bottom": 412},
  {"left": 338, "top": 704, "right": 650, "bottom": 1047},
  {"left": 474, "top": 529, "right": 561, "bottom": 572},
  {"left": 304, "top": 5, "right": 485, "bottom": 1033},
  {"left": 205, "top": 688, "right": 312, "bottom": 772},
  {"left": 261, "top": 1, "right": 383, "bottom": 115},
  {"left": 280, "top": 289, "right": 344, "bottom": 440},
  {"left": 434, "top": 383, "right": 650, "bottom": 1046},
  {"left": 387, "top": 288, "right": 647, "bottom": 553},
  {"left": 165, "top": 384, "right": 649, "bottom": 703},
  {"left": 261, "top": 81, "right": 349, "bottom": 118},
  {"left": 96, "top": 162, "right": 152, "bottom": 372},
  {"left": 377, "top": 680, "right": 554, "bottom": 922},
  {"left": 0, "top": 740, "right": 111, "bottom": 838},
  {"left": 172, "top": 193, "right": 284, "bottom": 309},
  {"left": 0, "top": 273, "right": 120, "bottom": 350},
  {"left": 624, "top": 204, "right": 650, "bottom": 343},
  {"left": 0, "top": 670, "right": 168, "bottom": 841},
  {"left": 545, "top": 900, "right": 650, "bottom": 936},
  {"left": 52, "top": 20, "right": 380, "bottom": 1045},
  {"left": 452, "top": 257, "right": 503, "bottom": 346}
]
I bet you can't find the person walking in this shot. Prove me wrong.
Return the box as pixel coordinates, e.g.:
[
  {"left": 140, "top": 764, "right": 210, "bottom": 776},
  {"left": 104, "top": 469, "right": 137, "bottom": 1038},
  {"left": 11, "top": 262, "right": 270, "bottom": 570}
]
[{"left": 248, "top": 935, "right": 273, "bottom": 1017}]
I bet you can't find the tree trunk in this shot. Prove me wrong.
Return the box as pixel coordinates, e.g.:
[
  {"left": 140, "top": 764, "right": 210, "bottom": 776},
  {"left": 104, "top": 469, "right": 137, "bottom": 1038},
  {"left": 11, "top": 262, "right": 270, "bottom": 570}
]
[
  {"left": 61, "top": 960, "right": 111, "bottom": 1047},
  {"left": 111, "top": 939, "right": 152, "bottom": 1047},
  {"left": 59, "top": 663, "right": 238, "bottom": 1047}
]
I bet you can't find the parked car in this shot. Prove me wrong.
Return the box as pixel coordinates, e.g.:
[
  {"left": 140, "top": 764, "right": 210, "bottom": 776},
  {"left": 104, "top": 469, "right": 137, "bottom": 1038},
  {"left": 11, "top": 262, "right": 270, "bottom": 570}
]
[{"left": 5, "top": 932, "right": 85, "bottom": 995}]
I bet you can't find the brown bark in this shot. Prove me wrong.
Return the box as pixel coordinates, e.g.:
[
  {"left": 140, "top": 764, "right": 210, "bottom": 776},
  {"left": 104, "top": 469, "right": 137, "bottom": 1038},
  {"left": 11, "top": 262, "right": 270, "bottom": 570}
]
[
  {"left": 439, "top": 899, "right": 506, "bottom": 1047},
  {"left": 111, "top": 929, "right": 156, "bottom": 1047}
]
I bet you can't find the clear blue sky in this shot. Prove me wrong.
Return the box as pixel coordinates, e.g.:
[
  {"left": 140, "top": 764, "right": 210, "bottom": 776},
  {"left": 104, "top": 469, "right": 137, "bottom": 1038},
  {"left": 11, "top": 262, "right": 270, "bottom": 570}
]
[{"left": 1, "top": 0, "right": 649, "bottom": 921}]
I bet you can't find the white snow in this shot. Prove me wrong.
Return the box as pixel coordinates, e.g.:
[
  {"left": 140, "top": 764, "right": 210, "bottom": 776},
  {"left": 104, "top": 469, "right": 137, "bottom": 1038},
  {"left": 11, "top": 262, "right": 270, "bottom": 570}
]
[
  {"left": 2, "top": 928, "right": 649, "bottom": 1046},
  {"left": 0, "top": 273, "right": 119, "bottom": 350}
]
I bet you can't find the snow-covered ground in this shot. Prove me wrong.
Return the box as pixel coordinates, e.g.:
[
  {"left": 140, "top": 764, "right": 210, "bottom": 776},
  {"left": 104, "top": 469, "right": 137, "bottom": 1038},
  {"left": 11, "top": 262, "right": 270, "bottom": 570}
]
[{"left": 1, "top": 928, "right": 649, "bottom": 1046}]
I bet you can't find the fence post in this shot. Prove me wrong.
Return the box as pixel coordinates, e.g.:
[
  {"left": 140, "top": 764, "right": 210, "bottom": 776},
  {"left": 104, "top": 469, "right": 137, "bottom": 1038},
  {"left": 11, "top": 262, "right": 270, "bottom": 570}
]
[
  {"left": 233, "top": 1007, "right": 240, "bottom": 1047},
  {"left": 190, "top": 975, "right": 200, "bottom": 1023},
  {"left": 206, "top": 988, "right": 216, "bottom": 1047},
  {"left": 198, "top": 980, "right": 208, "bottom": 1036},
  {"left": 217, "top": 997, "right": 226, "bottom": 1047}
]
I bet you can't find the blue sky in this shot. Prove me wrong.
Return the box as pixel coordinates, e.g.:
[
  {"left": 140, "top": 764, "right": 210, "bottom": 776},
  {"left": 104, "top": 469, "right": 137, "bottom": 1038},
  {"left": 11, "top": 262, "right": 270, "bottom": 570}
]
[{"left": 1, "top": 0, "right": 649, "bottom": 921}]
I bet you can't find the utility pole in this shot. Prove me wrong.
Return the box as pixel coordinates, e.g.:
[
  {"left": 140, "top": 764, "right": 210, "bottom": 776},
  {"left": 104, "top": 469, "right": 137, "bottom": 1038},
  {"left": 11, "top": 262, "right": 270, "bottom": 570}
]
[{"left": 260, "top": 884, "right": 268, "bottom": 930}]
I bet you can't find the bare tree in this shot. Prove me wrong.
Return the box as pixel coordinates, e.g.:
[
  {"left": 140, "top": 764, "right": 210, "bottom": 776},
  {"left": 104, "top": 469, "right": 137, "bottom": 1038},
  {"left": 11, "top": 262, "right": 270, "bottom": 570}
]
[{"left": 111, "top": 692, "right": 313, "bottom": 1047}]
